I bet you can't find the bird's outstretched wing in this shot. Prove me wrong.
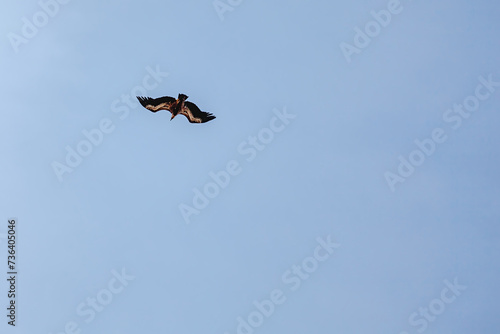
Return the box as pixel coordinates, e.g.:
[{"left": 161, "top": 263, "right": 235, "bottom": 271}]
[
  {"left": 180, "top": 101, "right": 216, "bottom": 123},
  {"left": 137, "top": 96, "right": 175, "bottom": 112}
]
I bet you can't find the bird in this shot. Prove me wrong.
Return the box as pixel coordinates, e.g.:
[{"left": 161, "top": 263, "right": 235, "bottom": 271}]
[{"left": 136, "top": 94, "right": 216, "bottom": 123}]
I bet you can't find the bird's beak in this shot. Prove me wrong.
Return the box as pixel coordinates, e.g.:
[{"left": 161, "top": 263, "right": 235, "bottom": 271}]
[{"left": 170, "top": 115, "right": 174, "bottom": 121}]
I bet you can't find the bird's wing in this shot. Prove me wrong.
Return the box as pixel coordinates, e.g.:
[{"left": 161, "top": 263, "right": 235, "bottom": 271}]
[
  {"left": 137, "top": 96, "right": 176, "bottom": 112},
  {"left": 180, "top": 101, "right": 216, "bottom": 123}
]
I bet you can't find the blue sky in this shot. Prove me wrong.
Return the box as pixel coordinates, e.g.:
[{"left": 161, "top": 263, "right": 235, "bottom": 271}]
[{"left": 1, "top": 0, "right": 500, "bottom": 333}]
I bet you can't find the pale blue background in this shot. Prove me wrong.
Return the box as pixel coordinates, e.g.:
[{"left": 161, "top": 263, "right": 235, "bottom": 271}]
[{"left": 1, "top": 0, "right": 499, "bottom": 333}]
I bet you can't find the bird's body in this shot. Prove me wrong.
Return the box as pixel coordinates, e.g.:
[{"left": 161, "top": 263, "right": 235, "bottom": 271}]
[{"left": 137, "top": 94, "right": 215, "bottom": 123}]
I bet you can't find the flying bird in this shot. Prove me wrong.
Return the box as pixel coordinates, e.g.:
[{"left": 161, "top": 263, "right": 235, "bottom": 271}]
[{"left": 137, "top": 94, "right": 216, "bottom": 123}]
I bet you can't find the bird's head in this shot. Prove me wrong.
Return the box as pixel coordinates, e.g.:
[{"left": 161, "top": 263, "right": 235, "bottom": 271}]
[{"left": 178, "top": 93, "right": 188, "bottom": 101}]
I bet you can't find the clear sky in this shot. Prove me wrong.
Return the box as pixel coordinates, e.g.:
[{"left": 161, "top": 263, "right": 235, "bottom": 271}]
[{"left": 1, "top": 0, "right": 499, "bottom": 333}]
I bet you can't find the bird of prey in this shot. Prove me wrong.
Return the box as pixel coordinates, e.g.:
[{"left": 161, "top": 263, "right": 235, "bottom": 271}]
[{"left": 137, "top": 94, "right": 216, "bottom": 123}]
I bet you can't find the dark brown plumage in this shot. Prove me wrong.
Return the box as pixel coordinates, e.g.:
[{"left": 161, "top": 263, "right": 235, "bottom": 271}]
[{"left": 137, "top": 94, "right": 216, "bottom": 123}]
